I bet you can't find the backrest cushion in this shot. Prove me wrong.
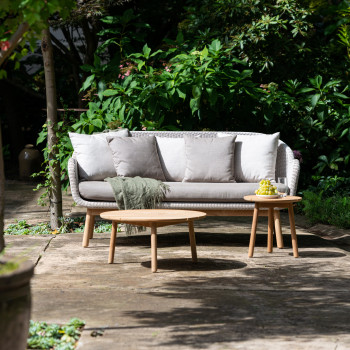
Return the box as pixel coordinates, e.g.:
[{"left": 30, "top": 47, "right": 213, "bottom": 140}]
[
  {"left": 69, "top": 129, "right": 129, "bottom": 180},
  {"left": 219, "top": 132, "right": 279, "bottom": 182},
  {"left": 155, "top": 137, "right": 186, "bottom": 181},
  {"left": 183, "top": 136, "right": 236, "bottom": 182},
  {"left": 108, "top": 136, "right": 166, "bottom": 180}
]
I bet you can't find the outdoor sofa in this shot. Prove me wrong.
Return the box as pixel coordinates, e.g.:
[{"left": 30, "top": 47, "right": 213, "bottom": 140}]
[{"left": 67, "top": 130, "right": 300, "bottom": 248}]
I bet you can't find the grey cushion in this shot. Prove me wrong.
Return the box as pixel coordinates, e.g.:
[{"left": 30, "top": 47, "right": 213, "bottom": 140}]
[
  {"left": 107, "top": 136, "right": 166, "bottom": 181},
  {"left": 183, "top": 136, "right": 236, "bottom": 182},
  {"left": 69, "top": 129, "right": 129, "bottom": 181},
  {"left": 79, "top": 181, "right": 276, "bottom": 203},
  {"left": 156, "top": 137, "right": 186, "bottom": 181}
]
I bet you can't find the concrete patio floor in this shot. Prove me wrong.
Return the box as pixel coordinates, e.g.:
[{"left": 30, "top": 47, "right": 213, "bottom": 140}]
[{"left": 3, "top": 180, "right": 350, "bottom": 349}]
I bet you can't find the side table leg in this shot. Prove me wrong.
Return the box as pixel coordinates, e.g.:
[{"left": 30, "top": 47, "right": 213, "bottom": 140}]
[
  {"left": 188, "top": 221, "right": 198, "bottom": 263},
  {"left": 151, "top": 224, "right": 158, "bottom": 272},
  {"left": 248, "top": 204, "right": 259, "bottom": 258},
  {"left": 108, "top": 221, "right": 118, "bottom": 264},
  {"left": 274, "top": 210, "right": 284, "bottom": 248},
  {"left": 267, "top": 207, "right": 274, "bottom": 253},
  {"left": 288, "top": 204, "right": 299, "bottom": 258}
]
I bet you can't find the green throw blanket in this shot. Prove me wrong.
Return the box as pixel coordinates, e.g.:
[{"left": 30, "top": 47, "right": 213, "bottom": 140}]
[{"left": 105, "top": 176, "right": 169, "bottom": 235}]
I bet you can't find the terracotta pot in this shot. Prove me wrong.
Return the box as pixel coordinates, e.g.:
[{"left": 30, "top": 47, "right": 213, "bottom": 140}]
[
  {"left": 18, "top": 144, "right": 42, "bottom": 180},
  {"left": 0, "top": 259, "right": 34, "bottom": 350}
]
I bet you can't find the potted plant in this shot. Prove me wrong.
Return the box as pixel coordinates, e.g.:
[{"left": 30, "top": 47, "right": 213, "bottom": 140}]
[
  {"left": 0, "top": 256, "right": 34, "bottom": 350},
  {"left": 0, "top": 123, "right": 35, "bottom": 350}
]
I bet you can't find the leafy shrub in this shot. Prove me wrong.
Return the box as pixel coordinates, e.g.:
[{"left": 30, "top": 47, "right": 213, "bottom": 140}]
[
  {"left": 302, "top": 191, "right": 350, "bottom": 229},
  {"left": 27, "top": 318, "right": 85, "bottom": 350}
]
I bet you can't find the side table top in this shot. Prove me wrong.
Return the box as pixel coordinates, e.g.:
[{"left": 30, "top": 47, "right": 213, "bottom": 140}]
[
  {"left": 244, "top": 195, "right": 302, "bottom": 203},
  {"left": 100, "top": 209, "right": 207, "bottom": 224}
]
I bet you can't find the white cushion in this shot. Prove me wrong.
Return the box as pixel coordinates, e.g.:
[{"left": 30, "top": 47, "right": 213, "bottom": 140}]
[
  {"left": 156, "top": 137, "right": 186, "bottom": 181},
  {"left": 218, "top": 132, "right": 279, "bottom": 182},
  {"left": 183, "top": 136, "right": 236, "bottom": 182},
  {"left": 69, "top": 129, "right": 129, "bottom": 180}
]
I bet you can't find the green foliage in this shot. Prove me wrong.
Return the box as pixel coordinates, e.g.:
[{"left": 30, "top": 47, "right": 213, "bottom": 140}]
[
  {"left": 27, "top": 318, "right": 85, "bottom": 350},
  {"left": 83, "top": 39, "right": 264, "bottom": 131},
  {"left": 4, "top": 220, "right": 52, "bottom": 235},
  {"left": 178, "top": 0, "right": 314, "bottom": 80},
  {"left": 4, "top": 218, "right": 116, "bottom": 235},
  {"left": 0, "top": 0, "right": 76, "bottom": 75},
  {"left": 302, "top": 191, "right": 350, "bottom": 229}
]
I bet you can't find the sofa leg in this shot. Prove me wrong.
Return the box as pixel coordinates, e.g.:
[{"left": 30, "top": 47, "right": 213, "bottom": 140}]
[
  {"left": 274, "top": 210, "right": 284, "bottom": 248},
  {"left": 83, "top": 209, "right": 95, "bottom": 248}
]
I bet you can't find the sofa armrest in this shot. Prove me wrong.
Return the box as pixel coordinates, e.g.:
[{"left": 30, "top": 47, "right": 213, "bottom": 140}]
[
  {"left": 68, "top": 157, "right": 85, "bottom": 206},
  {"left": 287, "top": 159, "right": 300, "bottom": 196}
]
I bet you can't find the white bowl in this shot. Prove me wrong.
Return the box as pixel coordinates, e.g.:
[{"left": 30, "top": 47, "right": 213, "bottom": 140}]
[{"left": 256, "top": 194, "right": 279, "bottom": 199}]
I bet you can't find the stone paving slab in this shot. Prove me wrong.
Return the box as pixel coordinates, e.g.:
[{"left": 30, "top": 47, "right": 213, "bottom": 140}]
[
  {"left": 25, "top": 225, "right": 350, "bottom": 350},
  {"left": 3, "top": 180, "right": 350, "bottom": 349}
]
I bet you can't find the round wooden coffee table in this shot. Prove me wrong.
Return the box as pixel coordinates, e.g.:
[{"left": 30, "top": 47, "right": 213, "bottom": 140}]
[
  {"left": 244, "top": 195, "right": 302, "bottom": 258},
  {"left": 100, "top": 209, "right": 207, "bottom": 272}
]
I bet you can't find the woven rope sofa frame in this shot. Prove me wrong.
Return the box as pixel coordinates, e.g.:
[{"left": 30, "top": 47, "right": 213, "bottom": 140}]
[{"left": 67, "top": 131, "right": 300, "bottom": 248}]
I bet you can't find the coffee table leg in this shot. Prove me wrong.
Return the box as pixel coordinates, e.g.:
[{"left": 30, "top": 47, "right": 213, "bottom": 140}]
[
  {"left": 248, "top": 204, "right": 259, "bottom": 258},
  {"left": 267, "top": 207, "right": 274, "bottom": 253},
  {"left": 274, "top": 210, "right": 284, "bottom": 248},
  {"left": 188, "top": 221, "right": 198, "bottom": 263},
  {"left": 108, "top": 221, "right": 118, "bottom": 264},
  {"left": 288, "top": 204, "right": 299, "bottom": 258},
  {"left": 151, "top": 224, "right": 157, "bottom": 272}
]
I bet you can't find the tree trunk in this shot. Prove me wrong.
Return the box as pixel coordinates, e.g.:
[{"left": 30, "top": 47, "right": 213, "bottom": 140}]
[
  {"left": 0, "top": 124, "right": 5, "bottom": 253},
  {"left": 41, "top": 28, "right": 62, "bottom": 229}
]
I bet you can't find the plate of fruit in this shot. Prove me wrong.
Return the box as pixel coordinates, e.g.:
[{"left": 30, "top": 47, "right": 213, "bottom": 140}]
[{"left": 255, "top": 179, "right": 279, "bottom": 198}]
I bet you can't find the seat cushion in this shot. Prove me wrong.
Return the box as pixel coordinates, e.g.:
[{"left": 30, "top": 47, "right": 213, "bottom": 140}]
[{"left": 79, "top": 181, "right": 268, "bottom": 203}]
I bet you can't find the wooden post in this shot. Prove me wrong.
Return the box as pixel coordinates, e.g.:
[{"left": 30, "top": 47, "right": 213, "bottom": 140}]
[{"left": 41, "top": 27, "right": 62, "bottom": 230}]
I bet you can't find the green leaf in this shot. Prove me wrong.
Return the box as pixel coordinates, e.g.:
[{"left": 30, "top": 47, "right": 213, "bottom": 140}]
[
  {"left": 311, "top": 93, "right": 321, "bottom": 107},
  {"left": 176, "top": 88, "right": 186, "bottom": 99},
  {"left": 209, "top": 39, "right": 222, "bottom": 52},
  {"left": 143, "top": 44, "right": 151, "bottom": 59},
  {"left": 333, "top": 92, "right": 349, "bottom": 99},
  {"left": 91, "top": 119, "right": 103, "bottom": 128},
  {"left": 192, "top": 85, "right": 202, "bottom": 99},
  {"left": 103, "top": 89, "right": 119, "bottom": 97},
  {"left": 80, "top": 74, "right": 95, "bottom": 91},
  {"left": 190, "top": 98, "right": 200, "bottom": 114}
]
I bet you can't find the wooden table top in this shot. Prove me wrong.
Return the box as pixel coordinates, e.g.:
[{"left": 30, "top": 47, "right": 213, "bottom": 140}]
[
  {"left": 100, "top": 209, "right": 207, "bottom": 224},
  {"left": 244, "top": 195, "right": 302, "bottom": 203}
]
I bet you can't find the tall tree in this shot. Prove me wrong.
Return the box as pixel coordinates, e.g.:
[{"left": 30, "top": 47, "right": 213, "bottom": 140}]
[{"left": 0, "top": 0, "right": 76, "bottom": 251}]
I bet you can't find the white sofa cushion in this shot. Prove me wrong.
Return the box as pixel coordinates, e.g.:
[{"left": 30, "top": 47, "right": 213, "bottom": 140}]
[
  {"left": 108, "top": 136, "right": 166, "bottom": 181},
  {"left": 183, "top": 136, "right": 236, "bottom": 182},
  {"left": 156, "top": 137, "right": 186, "bottom": 181},
  {"left": 219, "top": 132, "right": 279, "bottom": 182},
  {"left": 69, "top": 129, "right": 129, "bottom": 181}
]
